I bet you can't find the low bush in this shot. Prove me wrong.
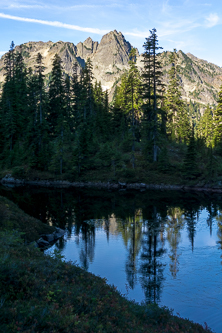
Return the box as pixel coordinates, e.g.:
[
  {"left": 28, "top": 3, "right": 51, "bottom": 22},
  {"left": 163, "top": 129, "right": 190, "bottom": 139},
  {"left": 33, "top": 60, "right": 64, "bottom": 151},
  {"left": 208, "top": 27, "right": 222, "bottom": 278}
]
[{"left": 0, "top": 230, "right": 213, "bottom": 333}]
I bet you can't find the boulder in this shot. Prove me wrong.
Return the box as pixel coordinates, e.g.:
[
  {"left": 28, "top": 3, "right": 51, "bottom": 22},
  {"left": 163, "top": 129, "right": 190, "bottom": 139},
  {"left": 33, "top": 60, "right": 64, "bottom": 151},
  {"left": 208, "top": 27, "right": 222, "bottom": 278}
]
[
  {"left": 54, "top": 228, "right": 65, "bottom": 240},
  {"left": 36, "top": 237, "right": 50, "bottom": 248},
  {"left": 42, "top": 234, "right": 55, "bottom": 243}
]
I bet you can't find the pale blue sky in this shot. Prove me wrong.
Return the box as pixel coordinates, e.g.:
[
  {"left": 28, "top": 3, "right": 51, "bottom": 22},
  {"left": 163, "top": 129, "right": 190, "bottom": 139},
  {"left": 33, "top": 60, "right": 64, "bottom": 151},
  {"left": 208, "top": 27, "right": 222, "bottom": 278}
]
[{"left": 0, "top": 0, "right": 222, "bottom": 65}]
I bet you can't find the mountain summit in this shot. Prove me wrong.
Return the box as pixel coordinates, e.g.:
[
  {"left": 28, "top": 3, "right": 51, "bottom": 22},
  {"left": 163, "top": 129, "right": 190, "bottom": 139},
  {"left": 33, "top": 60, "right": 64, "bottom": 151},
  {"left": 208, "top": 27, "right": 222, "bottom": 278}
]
[{"left": 0, "top": 30, "right": 221, "bottom": 106}]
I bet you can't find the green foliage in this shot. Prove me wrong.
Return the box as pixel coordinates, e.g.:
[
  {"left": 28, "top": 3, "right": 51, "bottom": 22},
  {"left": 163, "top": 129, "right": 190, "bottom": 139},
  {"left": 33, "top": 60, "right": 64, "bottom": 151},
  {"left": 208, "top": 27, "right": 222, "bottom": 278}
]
[
  {"left": 196, "top": 105, "right": 214, "bottom": 147},
  {"left": 0, "top": 36, "right": 222, "bottom": 186},
  {"left": 158, "top": 145, "right": 170, "bottom": 173},
  {"left": 141, "top": 29, "right": 165, "bottom": 162},
  {"left": 214, "top": 85, "right": 222, "bottom": 147},
  {"left": 164, "top": 49, "right": 191, "bottom": 143},
  {"left": 183, "top": 127, "right": 199, "bottom": 179}
]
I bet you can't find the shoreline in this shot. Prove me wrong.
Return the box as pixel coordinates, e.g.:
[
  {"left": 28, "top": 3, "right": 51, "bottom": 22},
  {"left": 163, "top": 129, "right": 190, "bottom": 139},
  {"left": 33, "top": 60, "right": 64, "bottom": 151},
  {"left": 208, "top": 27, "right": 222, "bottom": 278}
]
[{"left": 2, "top": 174, "right": 222, "bottom": 193}]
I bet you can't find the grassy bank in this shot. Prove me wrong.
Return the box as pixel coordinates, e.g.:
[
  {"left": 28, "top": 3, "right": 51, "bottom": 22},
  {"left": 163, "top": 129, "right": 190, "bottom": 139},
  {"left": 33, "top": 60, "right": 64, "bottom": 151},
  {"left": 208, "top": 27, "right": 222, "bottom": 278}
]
[
  {"left": 0, "top": 196, "right": 214, "bottom": 333},
  {"left": 0, "top": 195, "right": 55, "bottom": 243},
  {"left": 0, "top": 230, "right": 213, "bottom": 333}
]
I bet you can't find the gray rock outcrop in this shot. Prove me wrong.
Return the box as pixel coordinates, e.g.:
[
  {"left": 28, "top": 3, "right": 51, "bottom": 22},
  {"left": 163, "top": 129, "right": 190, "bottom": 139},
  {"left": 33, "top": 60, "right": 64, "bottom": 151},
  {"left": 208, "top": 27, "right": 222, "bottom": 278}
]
[{"left": 0, "top": 31, "right": 221, "bottom": 106}]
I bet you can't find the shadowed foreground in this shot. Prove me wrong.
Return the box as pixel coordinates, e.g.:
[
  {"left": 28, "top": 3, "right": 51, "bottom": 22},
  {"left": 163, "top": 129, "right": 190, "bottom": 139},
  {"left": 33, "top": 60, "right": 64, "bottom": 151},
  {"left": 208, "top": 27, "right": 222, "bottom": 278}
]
[{"left": 0, "top": 197, "right": 213, "bottom": 333}]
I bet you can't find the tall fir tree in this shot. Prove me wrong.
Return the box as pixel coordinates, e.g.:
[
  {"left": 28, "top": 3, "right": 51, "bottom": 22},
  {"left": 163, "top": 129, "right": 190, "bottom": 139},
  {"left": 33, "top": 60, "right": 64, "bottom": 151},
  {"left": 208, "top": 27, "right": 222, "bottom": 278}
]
[
  {"left": 0, "top": 42, "right": 16, "bottom": 157},
  {"left": 127, "top": 48, "right": 142, "bottom": 168},
  {"left": 165, "top": 49, "right": 190, "bottom": 142},
  {"left": 48, "top": 54, "right": 67, "bottom": 174},
  {"left": 0, "top": 44, "right": 29, "bottom": 166},
  {"left": 196, "top": 105, "right": 214, "bottom": 148},
  {"left": 141, "top": 29, "right": 164, "bottom": 162},
  {"left": 214, "top": 85, "right": 222, "bottom": 148},
  {"left": 26, "top": 53, "right": 49, "bottom": 169},
  {"left": 183, "top": 124, "right": 199, "bottom": 179}
]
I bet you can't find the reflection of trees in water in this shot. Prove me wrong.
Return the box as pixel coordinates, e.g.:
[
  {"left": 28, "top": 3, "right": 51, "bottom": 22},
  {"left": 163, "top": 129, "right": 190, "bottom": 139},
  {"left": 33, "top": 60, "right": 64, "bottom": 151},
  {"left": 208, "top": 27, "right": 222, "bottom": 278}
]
[
  {"left": 124, "top": 210, "right": 143, "bottom": 289},
  {"left": 206, "top": 203, "right": 218, "bottom": 236},
  {"left": 54, "top": 236, "right": 66, "bottom": 251},
  {"left": 166, "top": 207, "right": 185, "bottom": 278},
  {"left": 79, "top": 223, "right": 95, "bottom": 270},
  {"left": 216, "top": 211, "right": 222, "bottom": 265},
  {"left": 184, "top": 209, "right": 198, "bottom": 251},
  {"left": 3, "top": 186, "right": 222, "bottom": 291},
  {"left": 139, "top": 207, "right": 166, "bottom": 304}
]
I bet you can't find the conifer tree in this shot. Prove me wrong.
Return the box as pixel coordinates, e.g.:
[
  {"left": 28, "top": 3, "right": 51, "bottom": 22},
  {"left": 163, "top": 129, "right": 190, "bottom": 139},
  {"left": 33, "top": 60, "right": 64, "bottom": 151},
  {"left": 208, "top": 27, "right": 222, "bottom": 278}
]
[
  {"left": 111, "top": 84, "right": 128, "bottom": 140},
  {"left": 64, "top": 75, "right": 72, "bottom": 131},
  {"left": 94, "top": 81, "right": 110, "bottom": 141},
  {"left": 196, "top": 105, "right": 214, "bottom": 147},
  {"left": 183, "top": 124, "right": 199, "bottom": 179},
  {"left": 127, "top": 48, "right": 142, "bottom": 168},
  {"left": 214, "top": 85, "right": 222, "bottom": 148},
  {"left": 48, "top": 54, "right": 67, "bottom": 174},
  {"left": 141, "top": 29, "right": 164, "bottom": 162},
  {"left": 71, "top": 59, "right": 97, "bottom": 175},
  {"left": 81, "top": 58, "right": 94, "bottom": 118},
  {"left": 113, "top": 73, "right": 131, "bottom": 139},
  {"left": 71, "top": 61, "right": 82, "bottom": 128},
  {"left": 14, "top": 52, "right": 28, "bottom": 142},
  {"left": 165, "top": 49, "right": 190, "bottom": 142},
  {"left": 1, "top": 45, "right": 29, "bottom": 166},
  {"left": 0, "top": 42, "right": 16, "bottom": 156},
  {"left": 35, "top": 53, "right": 45, "bottom": 126},
  {"left": 26, "top": 53, "right": 49, "bottom": 169}
]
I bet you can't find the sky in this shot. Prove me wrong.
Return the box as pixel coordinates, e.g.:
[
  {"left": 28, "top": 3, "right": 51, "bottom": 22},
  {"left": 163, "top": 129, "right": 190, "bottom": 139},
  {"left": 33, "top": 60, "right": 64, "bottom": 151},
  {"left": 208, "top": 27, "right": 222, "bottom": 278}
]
[{"left": 0, "top": 0, "right": 222, "bottom": 66}]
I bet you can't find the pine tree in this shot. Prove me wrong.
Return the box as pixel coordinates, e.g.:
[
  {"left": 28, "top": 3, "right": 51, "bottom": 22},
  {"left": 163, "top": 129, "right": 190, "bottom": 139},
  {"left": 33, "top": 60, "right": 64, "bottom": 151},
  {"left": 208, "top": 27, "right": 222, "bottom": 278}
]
[
  {"left": 0, "top": 42, "right": 16, "bottom": 156},
  {"left": 94, "top": 81, "right": 111, "bottom": 142},
  {"left": 71, "top": 61, "right": 82, "bottom": 128},
  {"left": 35, "top": 53, "right": 45, "bottom": 126},
  {"left": 127, "top": 48, "right": 142, "bottom": 168},
  {"left": 141, "top": 29, "right": 164, "bottom": 162},
  {"left": 25, "top": 53, "right": 49, "bottom": 169},
  {"left": 81, "top": 58, "right": 94, "bottom": 119},
  {"left": 183, "top": 124, "right": 199, "bottom": 179},
  {"left": 196, "top": 105, "right": 214, "bottom": 147},
  {"left": 71, "top": 59, "right": 97, "bottom": 175},
  {"left": 0, "top": 44, "right": 29, "bottom": 166},
  {"left": 14, "top": 52, "right": 28, "bottom": 143},
  {"left": 214, "top": 85, "right": 222, "bottom": 148},
  {"left": 48, "top": 54, "right": 67, "bottom": 174},
  {"left": 111, "top": 74, "right": 129, "bottom": 141},
  {"left": 165, "top": 49, "right": 190, "bottom": 142}
]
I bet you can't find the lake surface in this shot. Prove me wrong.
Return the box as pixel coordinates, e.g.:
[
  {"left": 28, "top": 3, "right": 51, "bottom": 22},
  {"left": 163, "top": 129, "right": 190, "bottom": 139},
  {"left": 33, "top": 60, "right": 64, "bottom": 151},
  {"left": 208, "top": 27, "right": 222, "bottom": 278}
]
[{"left": 1, "top": 185, "right": 222, "bottom": 333}]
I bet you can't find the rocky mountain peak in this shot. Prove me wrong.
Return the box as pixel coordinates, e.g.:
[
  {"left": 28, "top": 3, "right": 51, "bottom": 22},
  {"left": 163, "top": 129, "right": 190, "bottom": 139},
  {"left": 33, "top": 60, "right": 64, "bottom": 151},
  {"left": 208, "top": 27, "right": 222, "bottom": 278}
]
[
  {"left": 76, "top": 37, "right": 98, "bottom": 60},
  {"left": 0, "top": 31, "right": 221, "bottom": 106},
  {"left": 93, "top": 30, "right": 132, "bottom": 69}
]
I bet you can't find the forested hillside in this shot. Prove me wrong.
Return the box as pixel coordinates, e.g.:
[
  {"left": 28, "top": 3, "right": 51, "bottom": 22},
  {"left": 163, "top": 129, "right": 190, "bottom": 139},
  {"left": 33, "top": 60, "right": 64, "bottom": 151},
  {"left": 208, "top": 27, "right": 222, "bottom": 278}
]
[{"left": 1, "top": 29, "right": 222, "bottom": 186}]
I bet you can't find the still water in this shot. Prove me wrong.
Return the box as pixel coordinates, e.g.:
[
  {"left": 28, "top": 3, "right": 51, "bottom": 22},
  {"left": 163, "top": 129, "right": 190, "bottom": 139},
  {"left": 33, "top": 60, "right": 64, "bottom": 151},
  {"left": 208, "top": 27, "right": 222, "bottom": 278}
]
[{"left": 1, "top": 186, "right": 222, "bottom": 332}]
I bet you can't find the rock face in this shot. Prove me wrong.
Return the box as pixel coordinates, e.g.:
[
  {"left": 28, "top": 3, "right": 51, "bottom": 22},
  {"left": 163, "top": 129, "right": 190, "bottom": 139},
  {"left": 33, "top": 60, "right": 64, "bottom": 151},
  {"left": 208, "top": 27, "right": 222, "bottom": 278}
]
[
  {"left": 76, "top": 37, "right": 98, "bottom": 59},
  {"left": 159, "top": 50, "right": 222, "bottom": 107},
  {"left": 0, "top": 30, "right": 222, "bottom": 106}
]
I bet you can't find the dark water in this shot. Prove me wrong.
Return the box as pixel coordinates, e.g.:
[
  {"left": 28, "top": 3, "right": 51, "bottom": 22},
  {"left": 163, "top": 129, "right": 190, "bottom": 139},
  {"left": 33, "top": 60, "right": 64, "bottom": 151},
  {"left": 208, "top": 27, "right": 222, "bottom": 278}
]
[{"left": 1, "top": 185, "right": 222, "bottom": 333}]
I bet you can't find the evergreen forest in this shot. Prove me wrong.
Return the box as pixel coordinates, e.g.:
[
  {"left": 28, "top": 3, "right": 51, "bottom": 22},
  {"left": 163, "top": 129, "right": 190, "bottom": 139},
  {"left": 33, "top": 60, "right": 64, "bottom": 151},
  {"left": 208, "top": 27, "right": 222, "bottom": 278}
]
[{"left": 1, "top": 29, "right": 222, "bottom": 186}]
